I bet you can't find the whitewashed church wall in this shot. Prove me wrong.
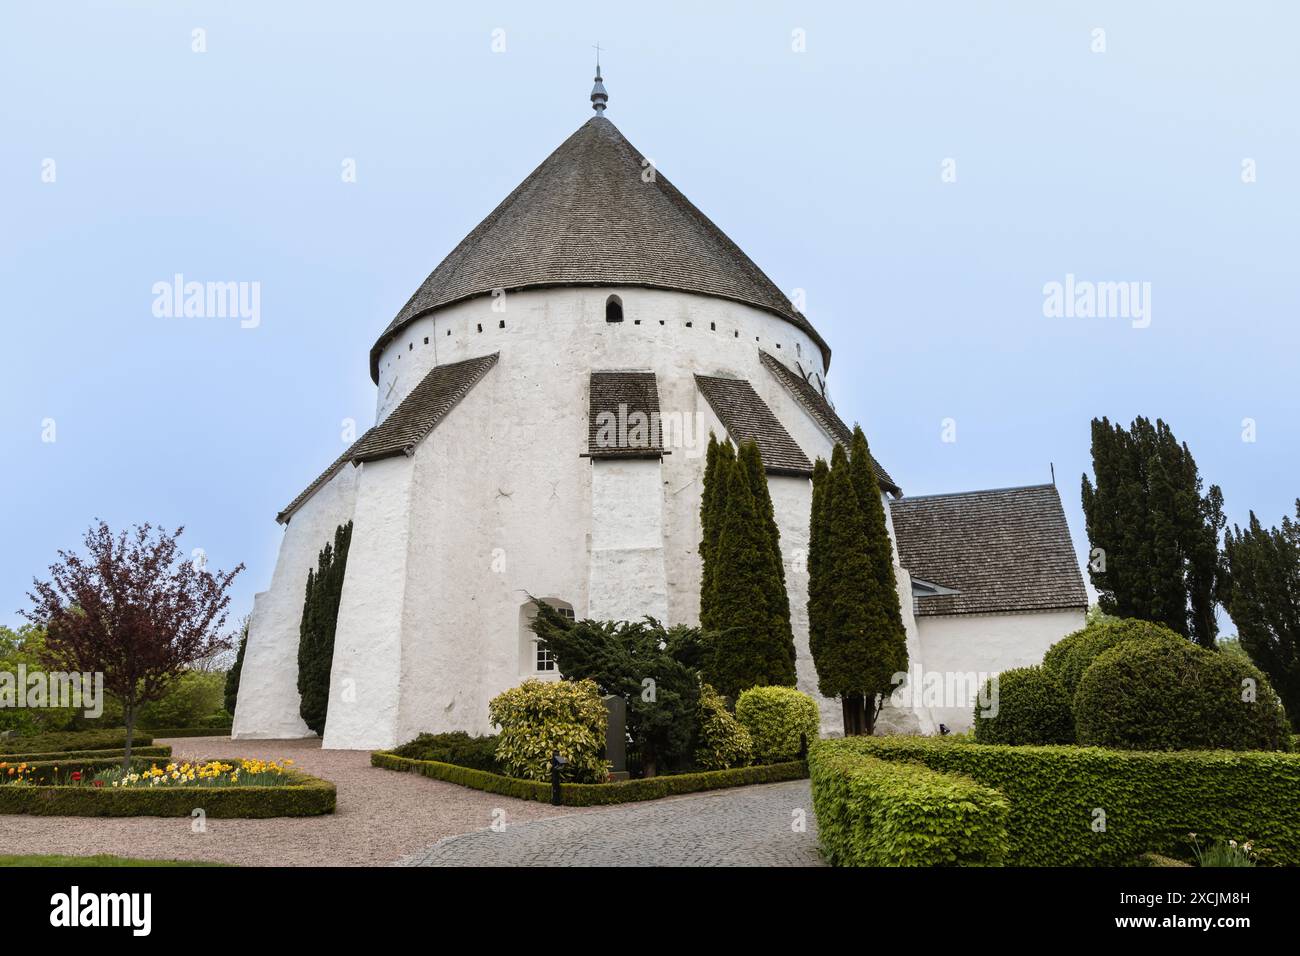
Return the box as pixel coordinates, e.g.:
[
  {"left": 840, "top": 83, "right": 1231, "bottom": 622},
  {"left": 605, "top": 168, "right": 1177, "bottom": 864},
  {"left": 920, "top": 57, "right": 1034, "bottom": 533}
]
[
  {"left": 233, "top": 463, "right": 358, "bottom": 740},
  {"left": 914, "top": 608, "right": 1087, "bottom": 731},
  {"left": 321, "top": 456, "right": 416, "bottom": 750},
  {"left": 588, "top": 458, "right": 669, "bottom": 623}
]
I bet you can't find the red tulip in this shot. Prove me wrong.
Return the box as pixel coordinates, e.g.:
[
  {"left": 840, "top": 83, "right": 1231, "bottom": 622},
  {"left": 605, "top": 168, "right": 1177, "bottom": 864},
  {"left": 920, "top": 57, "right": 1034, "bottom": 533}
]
[
  {"left": 71, "top": 771, "right": 82, "bottom": 782},
  {"left": 93, "top": 780, "right": 104, "bottom": 788}
]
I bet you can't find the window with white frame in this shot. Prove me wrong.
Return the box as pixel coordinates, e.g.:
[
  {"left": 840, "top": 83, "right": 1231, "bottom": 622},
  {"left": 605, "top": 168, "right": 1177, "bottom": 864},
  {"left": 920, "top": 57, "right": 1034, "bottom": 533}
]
[{"left": 537, "top": 605, "right": 574, "bottom": 672}]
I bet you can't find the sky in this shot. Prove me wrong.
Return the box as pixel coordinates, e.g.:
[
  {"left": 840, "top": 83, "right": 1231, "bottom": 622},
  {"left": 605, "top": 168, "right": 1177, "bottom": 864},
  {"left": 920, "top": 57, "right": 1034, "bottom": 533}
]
[{"left": 2, "top": 1, "right": 1297, "bottom": 633}]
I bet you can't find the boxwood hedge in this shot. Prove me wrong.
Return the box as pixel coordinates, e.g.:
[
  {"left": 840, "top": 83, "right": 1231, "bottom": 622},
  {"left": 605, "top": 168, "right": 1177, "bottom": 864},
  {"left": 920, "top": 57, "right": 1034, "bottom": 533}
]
[
  {"left": 0, "top": 745, "right": 172, "bottom": 763},
  {"left": 0, "top": 756, "right": 335, "bottom": 817},
  {"left": 819, "top": 736, "right": 1300, "bottom": 866},
  {"left": 808, "top": 740, "right": 1008, "bottom": 866},
  {"left": 0, "top": 730, "right": 154, "bottom": 756},
  {"left": 372, "top": 750, "right": 806, "bottom": 806},
  {"left": 972, "top": 666, "right": 1074, "bottom": 745}
]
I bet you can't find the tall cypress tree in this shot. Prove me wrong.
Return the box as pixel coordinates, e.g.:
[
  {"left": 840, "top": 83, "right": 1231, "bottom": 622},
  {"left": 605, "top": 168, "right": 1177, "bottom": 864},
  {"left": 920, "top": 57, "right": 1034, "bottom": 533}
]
[
  {"left": 699, "top": 437, "right": 736, "bottom": 632},
  {"left": 1082, "top": 416, "right": 1225, "bottom": 646},
  {"left": 297, "top": 521, "right": 352, "bottom": 735},
  {"left": 809, "top": 441, "right": 908, "bottom": 734},
  {"left": 223, "top": 619, "right": 248, "bottom": 717},
  {"left": 1222, "top": 502, "right": 1300, "bottom": 729},
  {"left": 701, "top": 455, "right": 796, "bottom": 698},
  {"left": 737, "top": 439, "right": 794, "bottom": 670},
  {"left": 806, "top": 457, "right": 831, "bottom": 683}
]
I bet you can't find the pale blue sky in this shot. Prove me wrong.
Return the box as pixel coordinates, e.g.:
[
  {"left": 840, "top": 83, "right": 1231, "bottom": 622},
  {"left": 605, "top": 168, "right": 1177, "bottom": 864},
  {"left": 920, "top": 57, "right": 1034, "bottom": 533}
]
[{"left": 3, "top": 1, "right": 1296, "bottom": 631}]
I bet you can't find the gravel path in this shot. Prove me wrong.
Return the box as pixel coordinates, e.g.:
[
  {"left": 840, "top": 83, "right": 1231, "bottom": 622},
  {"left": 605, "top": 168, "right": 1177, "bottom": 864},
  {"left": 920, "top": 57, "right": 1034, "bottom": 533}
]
[
  {"left": 0, "top": 737, "right": 577, "bottom": 867},
  {"left": 400, "top": 779, "right": 825, "bottom": 867}
]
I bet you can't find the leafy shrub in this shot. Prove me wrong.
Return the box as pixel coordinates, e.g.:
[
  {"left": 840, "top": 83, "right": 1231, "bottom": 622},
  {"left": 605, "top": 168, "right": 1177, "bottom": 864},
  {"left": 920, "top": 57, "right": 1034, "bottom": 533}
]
[
  {"left": 808, "top": 739, "right": 1009, "bottom": 866},
  {"left": 1042, "top": 617, "right": 1184, "bottom": 697},
  {"left": 828, "top": 736, "right": 1300, "bottom": 866},
  {"left": 0, "top": 730, "right": 153, "bottom": 756},
  {"left": 735, "top": 686, "right": 819, "bottom": 763},
  {"left": 390, "top": 731, "right": 499, "bottom": 772},
  {"left": 372, "top": 750, "right": 805, "bottom": 806},
  {"left": 488, "top": 679, "right": 609, "bottom": 783},
  {"left": 530, "top": 606, "right": 701, "bottom": 775},
  {"left": 0, "top": 745, "right": 171, "bottom": 763},
  {"left": 694, "top": 684, "right": 752, "bottom": 770},
  {"left": 1074, "top": 638, "right": 1292, "bottom": 751},
  {"left": 972, "top": 666, "right": 1074, "bottom": 745},
  {"left": 137, "top": 671, "right": 226, "bottom": 728}
]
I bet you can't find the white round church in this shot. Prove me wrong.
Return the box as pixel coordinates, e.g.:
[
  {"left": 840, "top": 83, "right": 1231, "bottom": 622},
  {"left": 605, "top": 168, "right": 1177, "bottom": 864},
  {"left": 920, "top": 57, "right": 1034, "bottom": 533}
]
[{"left": 233, "top": 73, "right": 1088, "bottom": 749}]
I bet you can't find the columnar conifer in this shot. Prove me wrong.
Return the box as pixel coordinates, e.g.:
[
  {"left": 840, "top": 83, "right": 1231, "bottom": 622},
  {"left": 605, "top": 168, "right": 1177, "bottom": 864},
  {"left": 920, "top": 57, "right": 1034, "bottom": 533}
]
[{"left": 297, "top": 521, "right": 352, "bottom": 735}]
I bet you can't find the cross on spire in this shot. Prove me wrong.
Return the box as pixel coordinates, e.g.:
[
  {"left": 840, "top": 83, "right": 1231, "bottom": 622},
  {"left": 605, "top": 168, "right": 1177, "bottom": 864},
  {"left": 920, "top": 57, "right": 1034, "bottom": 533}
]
[{"left": 590, "top": 44, "right": 608, "bottom": 114}]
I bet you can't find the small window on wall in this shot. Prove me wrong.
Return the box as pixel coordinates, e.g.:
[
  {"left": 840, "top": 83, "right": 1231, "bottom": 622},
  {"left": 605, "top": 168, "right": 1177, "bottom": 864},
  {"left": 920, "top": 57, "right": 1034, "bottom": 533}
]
[
  {"left": 520, "top": 599, "right": 575, "bottom": 676},
  {"left": 605, "top": 295, "right": 624, "bottom": 323}
]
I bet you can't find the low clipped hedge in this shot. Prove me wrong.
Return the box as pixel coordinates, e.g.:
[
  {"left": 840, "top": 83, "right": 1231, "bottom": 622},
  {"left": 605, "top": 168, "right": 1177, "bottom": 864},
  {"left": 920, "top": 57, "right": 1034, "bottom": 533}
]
[
  {"left": 0, "top": 745, "right": 171, "bottom": 763},
  {"left": 0, "top": 730, "right": 154, "bottom": 756},
  {"left": 143, "top": 726, "right": 233, "bottom": 739},
  {"left": 389, "top": 731, "right": 499, "bottom": 772},
  {"left": 972, "top": 666, "right": 1074, "bottom": 745},
  {"left": 0, "top": 757, "right": 335, "bottom": 817},
  {"left": 1075, "top": 638, "right": 1293, "bottom": 752},
  {"left": 372, "top": 750, "right": 806, "bottom": 806},
  {"left": 826, "top": 736, "right": 1300, "bottom": 866},
  {"left": 808, "top": 740, "right": 1008, "bottom": 866}
]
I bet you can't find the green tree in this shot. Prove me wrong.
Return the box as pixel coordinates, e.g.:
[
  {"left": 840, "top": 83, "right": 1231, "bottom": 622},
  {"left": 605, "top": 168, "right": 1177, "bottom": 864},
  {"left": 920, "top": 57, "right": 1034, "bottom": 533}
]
[
  {"left": 297, "top": 521, "right": 352, "bottom": 735},
  {"left": 224, "top": 618, "right": 248, "bottom": 717},
  {"left": 1222, "top": 502, "right": 1300, "bottom": 728},
  {"left": 531, "top": 604, "right": 701, "bottom": 777},
  {"left": 701, "top": 450, "right": 797, "bottom": 698},
  {"left": 1081, "top": 416, "right": 1225, "bottom": 646},
  {"left": 806, "top": 457, "right": 831, "bottom": 683},
  {"left": 737, "top": 439, "right": 794, "bottom": 672},
  {"left": 809, "top": 440, "right": 908, "bottom": 735},
  {"left": 698, "top": 435, "right": 735, "bottom": 630}
]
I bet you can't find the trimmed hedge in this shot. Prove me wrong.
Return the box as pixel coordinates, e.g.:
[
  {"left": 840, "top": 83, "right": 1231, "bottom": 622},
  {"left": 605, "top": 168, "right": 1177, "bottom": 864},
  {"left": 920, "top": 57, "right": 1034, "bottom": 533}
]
[
  {"left": 1042, "top": 618, "right": 1184, "bottom": 697},
  {"left": 371, "top": 750, "right": 807, "bottom": 806},
  {"left": 143, "top": 726, "right": 233, "bottom": 739},
  {"left": 808, "top": 740, "right": 1008, "bottom": 866},
  {"left": 1075, "top": 638, "right": 1293, "bottom": 752},
  {"left": 972, "top": 666, "right": 1074, "bottom": 745},
  {"left": 735, "top": 686, "right": 820, "bottom": 763},
  {"left": 389, "top": 731, "right": 499, "bottom": 773},
  {"left": 823, "top": 736, "right": 1300, "bottom": 866},
  {"left": 0, "top": 730, "right": 154, "bottom": 756},
  {"left": 0, "top": 746, "right": 171, "bottom": 763},
  {"left": 0, "top": 757, "right": 335, "bottom": 817}
]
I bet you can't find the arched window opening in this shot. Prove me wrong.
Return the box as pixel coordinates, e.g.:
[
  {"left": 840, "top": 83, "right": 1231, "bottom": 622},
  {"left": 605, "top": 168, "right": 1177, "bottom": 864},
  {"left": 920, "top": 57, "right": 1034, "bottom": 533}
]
[
  {"left": 605, "top": 295, "right": 624, "bottom": 323},
  {"left": 519, "top": 598, "right": 575, "bottom": 676}
]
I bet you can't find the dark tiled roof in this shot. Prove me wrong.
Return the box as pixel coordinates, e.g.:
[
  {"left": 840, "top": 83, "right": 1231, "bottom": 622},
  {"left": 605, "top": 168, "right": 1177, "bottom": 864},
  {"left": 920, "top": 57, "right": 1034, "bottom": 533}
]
[
  {"left": 694, "top": 375, "right": 812, "bottom": 476},
  {"left": 369, "top": 116, "right": 830, "bottom": 382},
  {"left": 277, "top": 353, "right": 499, "bottom": 523},
  {"left": 587, "top": 371, "right": 664, "bottom": 458},
  {"left": 759, "top": 350, "right": 900, "bottom": 496},
  {"left": 889, "top": 484, "right": 1088, "bottom": 617}
]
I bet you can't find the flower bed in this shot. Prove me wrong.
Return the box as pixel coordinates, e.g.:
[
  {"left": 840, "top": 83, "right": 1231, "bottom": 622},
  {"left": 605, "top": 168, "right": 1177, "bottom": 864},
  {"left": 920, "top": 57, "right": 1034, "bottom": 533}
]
[
  {"left": 810, "top": 737, "right": 1300, "bottom": 866},
  {"left": 371, "top": 750, "right": 807, "bottom": 806},
  {"left": 0, "top": 756, "right": 335, "bottom": 817}
]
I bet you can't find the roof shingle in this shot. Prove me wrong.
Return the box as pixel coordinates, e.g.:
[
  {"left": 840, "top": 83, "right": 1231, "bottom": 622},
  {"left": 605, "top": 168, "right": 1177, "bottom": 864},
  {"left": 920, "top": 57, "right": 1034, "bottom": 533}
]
[
  {"left": 889, "top": 484, "right": 1088, "bottom": 616},
  {"left": 694, "top": 374, "right": 812, "bottom": 476},
  {"left": 369, "top": 117, "right": 830, "bottom": 382},
  {"left": 277, "top": 352, "right": 499, "bottom": 523},
  {"left": 587, "top": 371, "right": 664, "bottom": 457},
  {"left": 759, "top": 350, "right": 900, "bottom": 495}
]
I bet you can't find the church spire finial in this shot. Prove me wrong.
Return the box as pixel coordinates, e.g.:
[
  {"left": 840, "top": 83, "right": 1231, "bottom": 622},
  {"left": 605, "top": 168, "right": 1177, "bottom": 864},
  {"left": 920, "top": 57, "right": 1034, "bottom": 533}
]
[{"left": 590, "top": 43, "right": 608, "bottom": 115}]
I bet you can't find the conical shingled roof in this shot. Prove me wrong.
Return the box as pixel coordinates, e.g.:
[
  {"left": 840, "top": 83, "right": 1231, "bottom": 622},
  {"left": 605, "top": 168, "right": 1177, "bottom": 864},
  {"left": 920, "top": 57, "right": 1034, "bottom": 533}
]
[{"left": 369, "top": 116, "right": 830, "bottom": 381}]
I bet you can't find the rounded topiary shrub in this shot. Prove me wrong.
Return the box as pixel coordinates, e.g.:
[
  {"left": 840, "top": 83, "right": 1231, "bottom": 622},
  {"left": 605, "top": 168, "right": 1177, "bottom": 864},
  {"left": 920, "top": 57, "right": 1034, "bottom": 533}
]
[
  {"left": 735, "top": 686, "right": 819, "bottom": 763},
  {"left": 972, "top": 666, "right": 1074, "bottom": 745},
  {"left": 694, "top": 683, "right": 753, "bottom": 770},
  {"left": 1074, "top": 638, "right": 1293, "bottom": 751},
  {"left": 1042, "top": 617, "right": 1185, "bottom": 697},
  {"left": 488, "top": 678, "right": 609, "bottom": 782}
]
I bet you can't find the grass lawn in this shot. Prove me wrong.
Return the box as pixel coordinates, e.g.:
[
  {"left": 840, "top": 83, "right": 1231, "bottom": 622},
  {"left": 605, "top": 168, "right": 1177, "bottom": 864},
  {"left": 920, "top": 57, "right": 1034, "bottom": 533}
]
[{"left": 0, "top": 854, "right": 228, "bottom": 867}]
